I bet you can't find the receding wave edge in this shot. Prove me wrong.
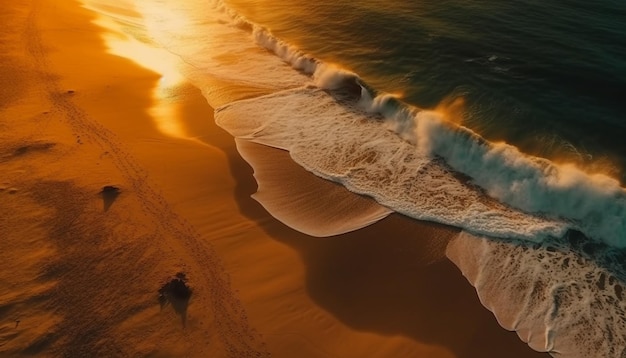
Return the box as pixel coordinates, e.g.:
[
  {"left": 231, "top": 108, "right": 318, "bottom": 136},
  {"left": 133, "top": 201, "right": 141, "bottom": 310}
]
[{"left": 211, "top": 0, "right": 626, "bottom": 248}]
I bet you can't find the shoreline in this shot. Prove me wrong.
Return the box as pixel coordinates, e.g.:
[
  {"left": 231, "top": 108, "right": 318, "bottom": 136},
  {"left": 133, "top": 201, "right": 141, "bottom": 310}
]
[{"left": 0, "top": 0, "right": 548, "bottom": 357}]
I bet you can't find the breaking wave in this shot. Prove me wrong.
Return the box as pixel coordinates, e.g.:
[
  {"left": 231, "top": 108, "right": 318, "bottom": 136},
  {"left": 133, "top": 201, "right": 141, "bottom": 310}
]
[
  {"left": 87, "top": 0, "right": 626, "bottom": 355},
  {"left": 205, "top": 0, "right": 626, "bottom": 247}
]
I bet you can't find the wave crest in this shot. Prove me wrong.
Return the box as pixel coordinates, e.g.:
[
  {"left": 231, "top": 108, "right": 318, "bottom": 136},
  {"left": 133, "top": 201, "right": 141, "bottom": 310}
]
[{"left": 212, "top": 0, "right": 626, "bottom": 247}]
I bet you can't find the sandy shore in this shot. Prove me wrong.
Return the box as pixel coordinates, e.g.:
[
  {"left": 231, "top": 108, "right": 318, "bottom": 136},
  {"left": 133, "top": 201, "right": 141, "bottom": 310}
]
[{"left": 0, "top": 0, "right": 548, "bottom": 357}]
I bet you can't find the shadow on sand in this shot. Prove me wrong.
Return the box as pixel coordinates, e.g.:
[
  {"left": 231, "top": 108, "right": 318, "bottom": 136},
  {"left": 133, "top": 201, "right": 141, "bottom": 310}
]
[
  {"left": 159, "top": 272, "right": 192, "bottom": 327},
  {"left": 100, "top": 185, "right": 120, "bottom": 212},
  {"left": 187, "top": 99, "right": 549, "bottom": 357}
]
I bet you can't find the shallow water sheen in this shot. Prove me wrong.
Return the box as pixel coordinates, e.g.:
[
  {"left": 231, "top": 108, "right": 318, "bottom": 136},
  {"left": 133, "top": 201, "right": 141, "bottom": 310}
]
[
  {"left": 92, "top": 0, "right": 626, "bottom": 355},
  {"left": 447, "top": 232, "right": 626, "bottom": 358}
]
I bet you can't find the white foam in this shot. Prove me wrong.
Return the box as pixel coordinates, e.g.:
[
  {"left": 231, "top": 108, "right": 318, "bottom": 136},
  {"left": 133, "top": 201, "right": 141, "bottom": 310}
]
[
  {"left": 95, "top": 1, "right": 626, "bottom": 355},
  {"left": 447, "top": 231, "right": 626, "bottom": 357},
  {"left": 125, "top": 0, "right": 626, "bottom": 248},
  {"left": 235, "top": 139, "right": 392, "bottom": 236},
  {"left": 215, "top": 0, "right": 626, "bottom": 247},
  {"left": 216, "top": 88, "right": 568, "bottom": 241},
  {"left": 406, "top": 112, "right": 626, "bottom": 247},
  {"left": 353, "top": 88, "right": 626, "bottom": 247}
]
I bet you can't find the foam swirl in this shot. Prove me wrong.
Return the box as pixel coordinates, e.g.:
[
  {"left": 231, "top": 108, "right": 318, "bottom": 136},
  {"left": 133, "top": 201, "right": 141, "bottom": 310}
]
[{"left": 208, "top": 0, "right": 626, "bottom": 247}]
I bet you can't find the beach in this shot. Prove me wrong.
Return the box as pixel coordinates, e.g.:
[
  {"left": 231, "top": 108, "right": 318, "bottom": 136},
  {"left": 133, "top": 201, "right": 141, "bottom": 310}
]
[{"left": 0, "top": 0, "right": 548, "bottom": 357}]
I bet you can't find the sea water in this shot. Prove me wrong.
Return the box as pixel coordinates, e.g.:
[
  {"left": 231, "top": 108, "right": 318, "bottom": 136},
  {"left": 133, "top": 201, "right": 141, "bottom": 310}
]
[
  {"left": 126, "top": 0, "right": 626, "bottom": 246},
  {"left": 85, "top": 0, "right": 626, "bottom": 356}
]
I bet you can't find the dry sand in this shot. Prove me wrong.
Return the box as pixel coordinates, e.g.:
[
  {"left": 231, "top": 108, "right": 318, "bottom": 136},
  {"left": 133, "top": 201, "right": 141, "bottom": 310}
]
[{"left": 0, "top": 0, "right": 548, "bottom": 357}]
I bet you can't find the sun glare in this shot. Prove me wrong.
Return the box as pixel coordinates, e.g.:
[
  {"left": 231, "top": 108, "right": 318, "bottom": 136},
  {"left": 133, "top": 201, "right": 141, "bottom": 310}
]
[{"left": 86, "top": 4, "right": 188, "bottom": 139}]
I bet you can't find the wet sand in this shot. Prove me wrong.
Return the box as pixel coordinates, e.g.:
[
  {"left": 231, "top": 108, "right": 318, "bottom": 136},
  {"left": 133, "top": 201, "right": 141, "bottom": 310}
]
[{"left": 0, "top": 0, "right": 548, "bottom": 357}]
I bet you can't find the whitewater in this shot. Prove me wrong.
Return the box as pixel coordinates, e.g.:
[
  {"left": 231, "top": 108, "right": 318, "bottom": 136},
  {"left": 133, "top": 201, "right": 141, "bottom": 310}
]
[
  {"left": 142, "top": 0, "right": 626, "bottom": 248},
  {"left": 86, "top": 0, "right": 626, "bottom": 356}
]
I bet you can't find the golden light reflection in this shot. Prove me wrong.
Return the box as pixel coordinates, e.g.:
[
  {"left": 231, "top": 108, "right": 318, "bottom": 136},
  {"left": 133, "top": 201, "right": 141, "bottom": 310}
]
[
  {"left": 87, "top": 5, "right": 188, "bottom": 139},
  {"left": 435, "top": 95, "right": 466, "bottom": 125}
]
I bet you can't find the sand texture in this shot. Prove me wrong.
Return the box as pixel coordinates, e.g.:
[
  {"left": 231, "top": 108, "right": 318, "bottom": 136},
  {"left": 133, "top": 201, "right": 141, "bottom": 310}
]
[{"left": 0, "top": 0, "right": 548, "bottom": 357}]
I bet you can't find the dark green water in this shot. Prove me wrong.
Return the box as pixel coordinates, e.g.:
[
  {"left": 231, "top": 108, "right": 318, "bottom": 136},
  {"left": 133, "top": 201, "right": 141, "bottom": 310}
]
[{"left": 228, "top": 0, "right": 626, "bottom": 180}]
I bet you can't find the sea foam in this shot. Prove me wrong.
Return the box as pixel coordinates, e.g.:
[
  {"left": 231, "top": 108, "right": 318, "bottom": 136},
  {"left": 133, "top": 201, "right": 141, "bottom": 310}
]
[
  {"left": 208, "top": 0, "right": 626, "bottom": 247},
  {"left": 447, "top": 231, "right": 626, "bottom": 357},
  {"left": 128, "top": 0, "right": 626, "bottom": 247},
  {"left": 216, "top": 88, "right": 568, "bottom": 241},
  {"left": 235, "top": 138, "right": 392, "bottom": 237},
  {"left": 108, "top": 0, "right": 626, "bottom": 355}
]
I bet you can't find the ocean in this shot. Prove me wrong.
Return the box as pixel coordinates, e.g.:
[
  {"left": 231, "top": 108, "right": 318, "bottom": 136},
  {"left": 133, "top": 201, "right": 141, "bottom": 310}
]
[{"left": 86, "top": 0, "right": 626, "bottom": 356}]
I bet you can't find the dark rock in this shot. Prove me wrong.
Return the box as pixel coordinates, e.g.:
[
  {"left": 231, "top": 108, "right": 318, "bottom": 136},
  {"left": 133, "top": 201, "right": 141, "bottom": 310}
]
[
  {"left": 158, "top": 273, "right": 192, "bottom": 327},
  {"left": 101, "top": 185, "right": 120, "bottom": 194},
  {"left": 159, "top": 272, "right": 192, "bottom": 301}
]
